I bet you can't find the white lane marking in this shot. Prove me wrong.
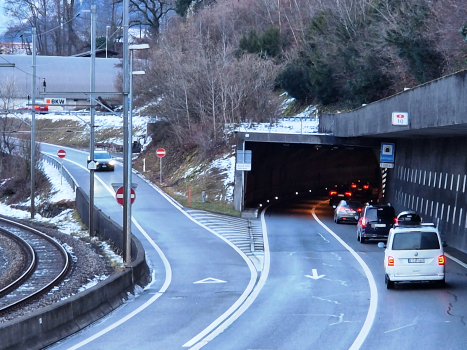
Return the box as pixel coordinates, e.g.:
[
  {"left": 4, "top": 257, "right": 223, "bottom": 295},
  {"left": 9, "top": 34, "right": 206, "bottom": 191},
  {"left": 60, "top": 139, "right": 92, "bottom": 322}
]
[
  {"left": 305, "top": 269, "right": 325, "bottom": 280},
  {"left": 67, "top": 218, "right": 171, "bottom": 350},
  {"left": 193, "top": 278, "right": 227, "bottom": 284},
  {"left": 45, "top": 149, "right": 258, "bottom": 349},
  {"left": 445, "top": 253, "right": 467, "bottom": 269},
  {"left": 43, "top": 153, "right": 173, "bottom": 350},
  {"left": 384, "top": 322, "right": 417, "bottom": 334},
  {"left": 186, "top": 206, "right": 271, "bottom": 349},
  {"left": 312, "top": 206, "right": 378, "bottom": 350}
]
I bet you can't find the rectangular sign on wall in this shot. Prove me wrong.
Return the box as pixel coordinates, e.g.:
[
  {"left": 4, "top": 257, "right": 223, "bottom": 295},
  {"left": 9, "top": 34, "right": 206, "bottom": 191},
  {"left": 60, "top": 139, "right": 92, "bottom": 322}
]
[
  {"left": 380, "top": 142, "right": 395, "bottom": 163},
  {"left": 44, "top": 98, "right": 66, "bottom": 105},
  {"left": 236, "top": 150, "right": 252, "bottom": 171},
  {"left": 392, "top": 112, "right": 409, "bottom": 125}
]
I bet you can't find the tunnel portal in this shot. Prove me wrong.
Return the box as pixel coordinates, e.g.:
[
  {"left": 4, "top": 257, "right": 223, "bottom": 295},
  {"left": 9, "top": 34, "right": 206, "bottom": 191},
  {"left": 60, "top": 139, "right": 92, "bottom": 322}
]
[{"left": 244, "top": 142, "right": 381, "bottom": 207}]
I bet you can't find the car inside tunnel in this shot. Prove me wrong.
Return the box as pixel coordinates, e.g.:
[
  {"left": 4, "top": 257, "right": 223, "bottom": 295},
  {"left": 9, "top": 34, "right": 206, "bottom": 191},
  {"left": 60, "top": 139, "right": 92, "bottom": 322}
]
[{"left": 244, "top": 141, "right": 381, "bottom": 208}]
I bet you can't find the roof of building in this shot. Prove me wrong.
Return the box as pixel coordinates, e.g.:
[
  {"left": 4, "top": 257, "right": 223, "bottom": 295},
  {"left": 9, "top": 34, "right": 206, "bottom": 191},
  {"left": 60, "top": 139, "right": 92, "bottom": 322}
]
[{"left": 0, "top": 54, "right": 122, "bottom": 100}]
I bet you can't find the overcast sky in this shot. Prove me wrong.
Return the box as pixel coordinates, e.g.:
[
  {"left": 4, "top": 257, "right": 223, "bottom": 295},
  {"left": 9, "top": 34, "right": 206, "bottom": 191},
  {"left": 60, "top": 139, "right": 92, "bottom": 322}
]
[{"left": 0, "top": 0, "right": 8, "bottom": 35}]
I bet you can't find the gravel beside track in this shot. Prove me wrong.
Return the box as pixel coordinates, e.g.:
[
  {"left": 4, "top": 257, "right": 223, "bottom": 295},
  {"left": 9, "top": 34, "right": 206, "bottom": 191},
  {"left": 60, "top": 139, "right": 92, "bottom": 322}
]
[
  {"left": 0, "top": 215, "right": 117, "bottom": 322},
  {"left": 0, "top": 233, "right": 27, "bottom": 291}
]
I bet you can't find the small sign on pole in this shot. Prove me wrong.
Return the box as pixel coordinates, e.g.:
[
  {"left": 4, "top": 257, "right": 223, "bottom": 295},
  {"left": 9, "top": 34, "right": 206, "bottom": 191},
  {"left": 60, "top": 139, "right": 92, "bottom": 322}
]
[
  {"left": 57, "top": 149, "right": 66, "bottom": 158},
  {"left": 157, "top": 148, "right": 165, "bottom": 183},
  {"left": 57, "top": 149, "right": 66, "bottom": 185},
  {"left": 116, "top": 186, "right": 136, "bottom": 205}
]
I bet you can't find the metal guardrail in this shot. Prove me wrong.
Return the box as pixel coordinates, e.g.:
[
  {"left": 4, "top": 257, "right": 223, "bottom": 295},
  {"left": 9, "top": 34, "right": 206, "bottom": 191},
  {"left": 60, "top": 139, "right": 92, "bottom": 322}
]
[{"left": 40, "top": 152, "right": 79, "bottom": 193}]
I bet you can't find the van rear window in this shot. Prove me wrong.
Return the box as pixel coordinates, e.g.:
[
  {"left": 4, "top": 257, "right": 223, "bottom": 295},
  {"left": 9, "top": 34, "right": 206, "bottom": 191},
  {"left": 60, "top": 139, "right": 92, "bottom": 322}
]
[
  {"left": 366, "top": 207, "right": 395, "bottom": 221},
  {"left": 392, "top": 231, "right": 440, "bottom": 250}
]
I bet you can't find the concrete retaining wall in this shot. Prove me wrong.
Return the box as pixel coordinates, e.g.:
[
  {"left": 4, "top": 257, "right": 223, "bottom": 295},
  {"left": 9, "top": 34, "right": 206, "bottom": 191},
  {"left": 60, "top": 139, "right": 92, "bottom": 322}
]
[
  {"left": 0, "top": 185, "right": 150, "bottom": 350},
  {"left": 319, "top": 69, "right": 467, "bottom": 137}
]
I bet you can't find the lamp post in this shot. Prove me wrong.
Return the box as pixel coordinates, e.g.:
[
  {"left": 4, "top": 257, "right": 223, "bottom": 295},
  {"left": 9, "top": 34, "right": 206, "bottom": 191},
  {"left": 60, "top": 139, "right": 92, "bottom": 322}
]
[
  {"left": 122, "top": 43, "right": 149, "bottom": 266},
  {"left": 81, "top": 5, "right": 97, "bottom": 236},
  {"left": 122, "top": 0, "right": 131, "bottom": 266}
]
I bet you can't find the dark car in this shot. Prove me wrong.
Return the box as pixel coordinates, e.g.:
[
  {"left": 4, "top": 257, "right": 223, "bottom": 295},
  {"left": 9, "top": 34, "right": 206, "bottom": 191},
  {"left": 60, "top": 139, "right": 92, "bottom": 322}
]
[
  {"left": 357, "top": 204, "right": 396, "bottom": 243},
  {"left": 87, "top": 150, "right": 116, "bottom": 171},
  {"left": 329, "top": 185, "right": 353, "bottom": 208},
  {"left": 350, "top": 180, "right": 373, "bottom": 198},
  {"left": 333, "top": 200, "right": 363, "bottom": 224}
]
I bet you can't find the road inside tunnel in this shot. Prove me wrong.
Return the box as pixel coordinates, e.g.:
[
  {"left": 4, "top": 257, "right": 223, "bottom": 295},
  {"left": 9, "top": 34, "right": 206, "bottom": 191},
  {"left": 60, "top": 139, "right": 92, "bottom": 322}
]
[{"left": 244, "top": 142, "right": 381, "bottom": 207}]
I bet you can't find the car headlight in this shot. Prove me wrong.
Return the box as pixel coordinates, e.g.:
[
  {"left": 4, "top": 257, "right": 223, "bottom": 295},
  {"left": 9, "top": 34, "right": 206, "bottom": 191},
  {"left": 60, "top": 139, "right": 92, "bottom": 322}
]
[{"left": 109, "top": 160, "right": 116, "bottom": 166}]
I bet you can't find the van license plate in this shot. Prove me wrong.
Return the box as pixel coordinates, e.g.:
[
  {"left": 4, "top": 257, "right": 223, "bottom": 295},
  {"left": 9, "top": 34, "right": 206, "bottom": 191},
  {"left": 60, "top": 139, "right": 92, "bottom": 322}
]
[
  {"left": 374, "top": 224, "right": 386, "bottom": 227},
  {"left": 408, "top": 258, "right": 425, "bottom": 263}
]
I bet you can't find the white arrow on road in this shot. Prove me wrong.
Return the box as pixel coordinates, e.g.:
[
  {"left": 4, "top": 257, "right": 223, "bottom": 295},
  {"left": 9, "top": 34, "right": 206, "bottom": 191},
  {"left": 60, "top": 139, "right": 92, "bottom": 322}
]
[
  {"left": 193, "top": 277, "right": 227, "bottom": 284},
  {"left": 305, "top": 269, "right": 325, "bottom": 280}
]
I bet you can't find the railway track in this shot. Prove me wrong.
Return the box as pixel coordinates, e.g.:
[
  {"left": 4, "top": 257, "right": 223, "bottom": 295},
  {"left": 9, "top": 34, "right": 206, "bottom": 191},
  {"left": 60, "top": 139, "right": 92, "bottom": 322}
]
[{"left": 0, "top": 217, "right": 70, "bottom": 314}]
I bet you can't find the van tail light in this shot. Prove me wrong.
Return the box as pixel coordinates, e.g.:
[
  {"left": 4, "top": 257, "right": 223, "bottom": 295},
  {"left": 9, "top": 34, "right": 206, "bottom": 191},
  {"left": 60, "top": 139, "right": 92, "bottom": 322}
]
[
  {"left": 438, "top": 255, "right": 446, "bottom": 265},
  {"left": 329, "top": 191, "right": 337, "bottom": 196},
  {"left": 361, "top": 217, "right": 367, "bottom": 227},
  {"left": 344, "top": 192, "right": 352, "bottom": 197},
  {"left": 388, "top": 256, "right": 394, "bottom": 266}
]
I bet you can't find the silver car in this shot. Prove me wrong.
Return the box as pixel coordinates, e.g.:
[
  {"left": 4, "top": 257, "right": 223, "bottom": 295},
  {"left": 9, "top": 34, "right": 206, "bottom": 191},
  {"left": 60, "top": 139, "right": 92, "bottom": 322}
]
[{"left": 333, "top": 200, "right": 363, "bottom": 224}]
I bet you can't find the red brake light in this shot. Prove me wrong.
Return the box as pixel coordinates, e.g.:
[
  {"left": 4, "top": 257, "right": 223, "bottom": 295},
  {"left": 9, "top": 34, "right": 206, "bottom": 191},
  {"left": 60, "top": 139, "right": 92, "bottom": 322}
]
[
  {"left": 388, "top": 256, "right": 394, "bottom": 266},
  {"left": 357, "top": 208, "right": 362, "bottom": 212},
  {"left": 329, "top": 191, "right": 337, "bottom": 196},
  {"left": 363, "top": 185, "right": 369, "bottom": 189},
  {"left": 438, "top": 255, "right": 446, "bottom": 265},
  {"left": 351, "top": 184, "right": 357, "bottom": 189},
  {"left": 344, "top": 192, "right": 352, "bottom": 197},
  {"left": 361, "top": 217, "right": 367, "bottom": 227}
]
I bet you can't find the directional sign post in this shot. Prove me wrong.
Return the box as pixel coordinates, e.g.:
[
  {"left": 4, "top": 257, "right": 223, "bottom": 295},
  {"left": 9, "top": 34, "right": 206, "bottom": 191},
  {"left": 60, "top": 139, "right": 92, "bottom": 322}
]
[
  {"left": 116, "top": 186, "right": 136, "bottom": 206},
  {"left": 156, "top": 148, "right": 165, "bottom": 183},
  {"left": 57, "top": 149, "right": 66, "bottom": 185}
]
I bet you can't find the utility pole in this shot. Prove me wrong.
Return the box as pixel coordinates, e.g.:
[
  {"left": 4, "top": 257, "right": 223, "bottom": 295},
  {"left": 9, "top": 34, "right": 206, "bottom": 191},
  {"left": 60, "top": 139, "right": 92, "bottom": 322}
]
[
  {"left": 89, "top": 4, "right": 97, "bottom": 236},
  {"left": 122, "top": 0, "right": 131, "bottom": 265},
  {"left": 30, "top": 28, "right": 36, "bottom": 219}
]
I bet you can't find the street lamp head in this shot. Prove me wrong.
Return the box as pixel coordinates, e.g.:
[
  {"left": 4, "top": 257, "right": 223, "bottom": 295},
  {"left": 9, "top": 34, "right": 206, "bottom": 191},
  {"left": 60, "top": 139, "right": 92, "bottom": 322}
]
[{"left": 129, "top": 44, "right": 150, "bottom": 50}]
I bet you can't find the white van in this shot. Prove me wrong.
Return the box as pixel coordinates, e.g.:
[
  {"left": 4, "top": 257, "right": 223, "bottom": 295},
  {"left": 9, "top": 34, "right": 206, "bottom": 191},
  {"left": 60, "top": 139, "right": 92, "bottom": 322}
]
[{"left": 378, "top": 223, "right": 446, "bottom": 289}]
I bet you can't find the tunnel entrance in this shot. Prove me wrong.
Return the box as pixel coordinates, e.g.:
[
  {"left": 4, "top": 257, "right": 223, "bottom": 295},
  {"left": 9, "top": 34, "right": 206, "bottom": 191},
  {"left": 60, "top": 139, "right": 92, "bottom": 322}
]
[{"left": 244, "top": 142, "right": 381, "bottom": 207}]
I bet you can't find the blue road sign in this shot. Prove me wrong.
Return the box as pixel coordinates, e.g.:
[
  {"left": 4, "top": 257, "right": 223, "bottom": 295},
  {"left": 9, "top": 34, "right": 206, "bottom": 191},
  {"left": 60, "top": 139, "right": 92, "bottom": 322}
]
[{"left": 380, "top": 143, "right": 395, "bottom": 163}]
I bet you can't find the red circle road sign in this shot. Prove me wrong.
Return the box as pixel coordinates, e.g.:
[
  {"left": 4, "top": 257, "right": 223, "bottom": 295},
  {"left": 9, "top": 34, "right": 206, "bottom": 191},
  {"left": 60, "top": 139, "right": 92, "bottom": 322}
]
[
  {"left": 57, "top": 149, "right": 66, "bottom": 158},
  {"left": 156, "top": 148, "right": 166, "bottom": 158},
  {"left": 116, "top": 186, "right": 136, "bottom": 205}
]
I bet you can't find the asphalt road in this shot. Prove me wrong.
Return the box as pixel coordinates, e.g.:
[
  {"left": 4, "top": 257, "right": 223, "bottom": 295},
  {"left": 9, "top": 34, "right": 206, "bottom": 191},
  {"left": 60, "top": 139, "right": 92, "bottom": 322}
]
[
  {"left": 204, "top": 198, "right": 467, "bottom": 350},
  {"left": 41, "top": 144, "right": 467, "bottom": 349},
  {"left": 41, "top": 144, "right": 256, "bottom": 350}
]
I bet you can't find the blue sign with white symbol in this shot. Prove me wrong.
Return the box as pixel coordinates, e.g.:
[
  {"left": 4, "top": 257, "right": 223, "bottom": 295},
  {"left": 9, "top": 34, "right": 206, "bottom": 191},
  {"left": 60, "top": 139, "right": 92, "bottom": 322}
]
[{"left": 380, "top": 143, "right": 395, "bottom": 163}]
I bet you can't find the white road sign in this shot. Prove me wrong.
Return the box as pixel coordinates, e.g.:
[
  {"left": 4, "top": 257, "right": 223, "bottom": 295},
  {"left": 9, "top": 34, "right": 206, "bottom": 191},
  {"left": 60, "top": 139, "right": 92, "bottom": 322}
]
[{"left": 392, "top": 112, "right": 409, "bottom": 125}]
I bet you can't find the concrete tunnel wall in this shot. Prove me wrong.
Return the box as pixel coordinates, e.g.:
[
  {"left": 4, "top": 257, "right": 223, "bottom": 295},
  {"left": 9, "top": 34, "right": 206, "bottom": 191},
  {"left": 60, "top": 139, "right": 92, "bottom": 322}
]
[{"left": 386, "top": 136, "right": 467, "bottom": 253}]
